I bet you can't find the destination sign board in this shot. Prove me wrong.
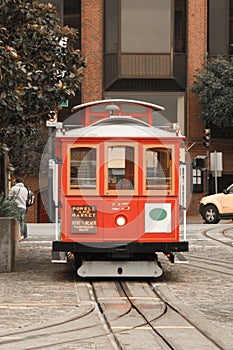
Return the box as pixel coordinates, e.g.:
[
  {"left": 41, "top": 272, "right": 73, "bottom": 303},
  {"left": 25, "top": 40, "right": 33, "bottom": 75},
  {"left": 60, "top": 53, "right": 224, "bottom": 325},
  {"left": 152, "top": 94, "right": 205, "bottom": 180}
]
[{"left": 71, "top": 205, "right": 97, "bottom": 233}]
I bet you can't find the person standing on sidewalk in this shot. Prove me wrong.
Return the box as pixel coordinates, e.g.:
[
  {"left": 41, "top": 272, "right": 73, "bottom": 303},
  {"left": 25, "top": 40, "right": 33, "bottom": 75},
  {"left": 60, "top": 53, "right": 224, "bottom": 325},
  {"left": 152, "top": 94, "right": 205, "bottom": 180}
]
[{"left": 9, "top": 178, "right": 28, "bottom": 240}]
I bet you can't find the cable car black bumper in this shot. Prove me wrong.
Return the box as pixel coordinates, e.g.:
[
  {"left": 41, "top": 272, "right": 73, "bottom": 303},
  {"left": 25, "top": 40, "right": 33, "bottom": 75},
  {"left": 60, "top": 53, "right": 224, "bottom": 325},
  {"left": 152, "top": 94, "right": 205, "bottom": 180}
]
[{"left": 53, "top": 241, "right": 188, "bottom": 254}]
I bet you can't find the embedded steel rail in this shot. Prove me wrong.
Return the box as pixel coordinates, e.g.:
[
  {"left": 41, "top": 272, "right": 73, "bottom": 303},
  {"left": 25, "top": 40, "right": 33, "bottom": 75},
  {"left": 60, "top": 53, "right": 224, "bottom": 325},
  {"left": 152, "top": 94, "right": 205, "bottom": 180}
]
[{"left": 203, "top": 226, "right": 233, "bottom": 248}]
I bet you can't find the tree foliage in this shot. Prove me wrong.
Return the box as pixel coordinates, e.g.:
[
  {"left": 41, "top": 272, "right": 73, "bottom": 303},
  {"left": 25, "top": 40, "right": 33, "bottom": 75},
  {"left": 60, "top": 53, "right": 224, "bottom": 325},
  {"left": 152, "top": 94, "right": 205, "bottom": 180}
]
[
  {"left": 192, "top": 56, "right": 233, "bottom": 127},
  {"left": 0, "top": 194, "right": 20, "bottom": 220},
  {"left": 0, "top": 0, "right": 86, "bottom": 174}
]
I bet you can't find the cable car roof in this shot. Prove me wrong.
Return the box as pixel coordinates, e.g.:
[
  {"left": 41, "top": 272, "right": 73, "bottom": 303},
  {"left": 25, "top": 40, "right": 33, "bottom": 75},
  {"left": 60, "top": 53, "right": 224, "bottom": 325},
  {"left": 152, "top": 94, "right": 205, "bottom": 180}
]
[
  {"left": 71, "top": 99, "right": 165, "bottom": 112},
  {"left": 59, "top": 115, "right": 180, "bottom": 138}
]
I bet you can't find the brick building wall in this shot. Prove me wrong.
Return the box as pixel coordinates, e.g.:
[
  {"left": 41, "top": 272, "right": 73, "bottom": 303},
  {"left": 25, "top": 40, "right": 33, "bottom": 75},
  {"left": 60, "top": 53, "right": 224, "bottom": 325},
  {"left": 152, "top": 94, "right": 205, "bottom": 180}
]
[
  {"left": 186, "top": 0, "right": 208, "bottom": 215},
  {"left": 81, "top": 0, "right": 103, "bottom": 103},
  {"left": 187, "top": 0, "right": 207, "bottom": 140}
]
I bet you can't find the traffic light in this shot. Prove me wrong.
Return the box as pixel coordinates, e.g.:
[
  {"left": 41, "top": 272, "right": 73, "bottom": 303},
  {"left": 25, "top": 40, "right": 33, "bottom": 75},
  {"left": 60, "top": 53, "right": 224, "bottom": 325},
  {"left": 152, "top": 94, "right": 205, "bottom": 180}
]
[
  {"left": 193, "top": 156, "right": 206, "bottom": 169},
  {"left": 203, "top": 129, "right": 210, "bottom": 149}
]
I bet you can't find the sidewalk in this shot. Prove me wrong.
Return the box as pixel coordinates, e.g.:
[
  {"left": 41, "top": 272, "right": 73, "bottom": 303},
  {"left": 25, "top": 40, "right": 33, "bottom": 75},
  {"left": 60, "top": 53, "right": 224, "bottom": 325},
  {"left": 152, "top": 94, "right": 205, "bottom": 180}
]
[
  {"left": 27, "top": 223, "right": 56, "bottom": 236},
  {"left": 186, "top": 215, "right": 203, "bottom": 224}
]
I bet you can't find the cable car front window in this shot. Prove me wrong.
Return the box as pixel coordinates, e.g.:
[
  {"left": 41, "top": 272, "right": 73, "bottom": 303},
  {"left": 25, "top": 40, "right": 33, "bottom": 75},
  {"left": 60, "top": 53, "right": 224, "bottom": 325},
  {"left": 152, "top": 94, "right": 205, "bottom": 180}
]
[
  {"left": 108, "top": 146, "right": 134, "bottom": 190},
  {"left": 146, "top": 147, "right": 172, "bottom": 191},
  {"left": 70, "top": 147, "right": 96, "bottom": 189}
]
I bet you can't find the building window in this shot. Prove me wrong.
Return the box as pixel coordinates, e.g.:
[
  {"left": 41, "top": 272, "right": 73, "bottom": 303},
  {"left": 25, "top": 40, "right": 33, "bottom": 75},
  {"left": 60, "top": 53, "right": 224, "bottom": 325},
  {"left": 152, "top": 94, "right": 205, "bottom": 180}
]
[
  {"left": 105, "top": 0, "right": 119, "bottom": 53},
  {"left": 208, "top": 0, "right": 230, "bottom": 56},
  {"left": 121, "top": 0, "right": 172, "bottom": 53},
  {"left": 175, "top": 0, "right": 186, "bottom": 53},
  {"left": 64, "top": 0, "right": 81, "bottom": 48},
  {"left": 104, "top": 0, "right": 187, "bottom": 90},
  {"left": 105, "top": 0, "right": 187, "bottom": 55},
  {"left": 104, "top": 91, "right": 186, "bottom": 136},
  {"left": 192, "top": 167, "right": 203, "bottom": 193}
]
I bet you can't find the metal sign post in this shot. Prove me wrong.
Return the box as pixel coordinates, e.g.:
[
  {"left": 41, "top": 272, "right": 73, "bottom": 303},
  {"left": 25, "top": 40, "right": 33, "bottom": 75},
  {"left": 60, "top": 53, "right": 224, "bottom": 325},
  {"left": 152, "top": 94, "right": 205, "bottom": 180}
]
[
  {"left": 46, "top": 112, "right": 61, "bottom": 223},
  {"left": 210, "top": 151, "right": 223, "bottom": 194}
]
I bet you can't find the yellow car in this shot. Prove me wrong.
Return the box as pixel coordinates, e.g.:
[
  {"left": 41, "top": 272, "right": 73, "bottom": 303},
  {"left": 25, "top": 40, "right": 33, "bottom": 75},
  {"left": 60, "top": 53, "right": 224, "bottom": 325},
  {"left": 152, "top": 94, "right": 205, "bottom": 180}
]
[{"left": 199, "top": 184, "right": 233, "bottom": 224}]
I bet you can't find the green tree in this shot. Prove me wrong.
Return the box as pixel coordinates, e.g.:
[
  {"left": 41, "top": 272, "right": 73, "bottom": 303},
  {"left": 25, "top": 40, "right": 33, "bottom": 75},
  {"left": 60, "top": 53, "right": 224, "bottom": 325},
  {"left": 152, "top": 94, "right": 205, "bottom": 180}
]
[
  {"left": 0, "top": 0, "right": 86, "bottom": 174},
  {"left": 192, "top": 56, "right": 233, "bottom": 127}
]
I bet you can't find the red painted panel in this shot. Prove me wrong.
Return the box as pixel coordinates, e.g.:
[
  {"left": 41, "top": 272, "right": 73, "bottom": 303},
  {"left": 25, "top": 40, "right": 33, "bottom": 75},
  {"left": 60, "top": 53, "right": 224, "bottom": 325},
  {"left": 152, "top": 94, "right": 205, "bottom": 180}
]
[{"left": 61, "top": 196, "right": 180, "bottom": 243}]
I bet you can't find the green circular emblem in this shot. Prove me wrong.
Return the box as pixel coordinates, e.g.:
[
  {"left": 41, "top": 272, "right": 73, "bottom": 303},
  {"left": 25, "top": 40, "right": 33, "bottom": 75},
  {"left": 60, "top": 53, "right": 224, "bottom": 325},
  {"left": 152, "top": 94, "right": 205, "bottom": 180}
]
[{"left": 149, "top": 208, "right": 167, "bottom": 221}]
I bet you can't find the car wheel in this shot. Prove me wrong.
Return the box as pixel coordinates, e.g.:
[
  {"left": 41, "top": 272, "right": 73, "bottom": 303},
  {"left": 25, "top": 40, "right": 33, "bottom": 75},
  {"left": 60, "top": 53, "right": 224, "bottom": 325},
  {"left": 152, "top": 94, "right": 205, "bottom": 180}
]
[{"left": 203, "top": 205, "right": 220, "bottom": 224}]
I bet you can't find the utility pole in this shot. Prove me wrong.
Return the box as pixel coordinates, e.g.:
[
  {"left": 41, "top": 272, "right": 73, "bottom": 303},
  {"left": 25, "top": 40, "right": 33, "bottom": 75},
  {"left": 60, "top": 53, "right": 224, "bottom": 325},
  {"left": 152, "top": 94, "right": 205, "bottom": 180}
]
[{"left": 46, "top": 111, "right": 58, "bottom": 223}]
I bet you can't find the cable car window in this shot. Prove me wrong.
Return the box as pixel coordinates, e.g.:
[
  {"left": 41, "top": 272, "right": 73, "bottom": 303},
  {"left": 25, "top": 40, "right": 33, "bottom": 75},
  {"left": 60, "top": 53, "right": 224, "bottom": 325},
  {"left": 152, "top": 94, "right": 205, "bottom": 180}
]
[
  {"left": 145, "top": 147, "right": 172, "bottom": 191},
  {"left": 107, "top": 145, "right": 134, "bottom": 191},
  {"left": 70, "top": 147, "right": 96, "bottom": 189}
]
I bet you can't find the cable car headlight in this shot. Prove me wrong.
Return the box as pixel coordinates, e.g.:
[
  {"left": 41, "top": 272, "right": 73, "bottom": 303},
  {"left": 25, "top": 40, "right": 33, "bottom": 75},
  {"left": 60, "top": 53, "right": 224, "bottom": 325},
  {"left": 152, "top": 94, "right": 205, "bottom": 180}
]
[{"left": 115, "top": 215, "right": 127, "bottom": 227}]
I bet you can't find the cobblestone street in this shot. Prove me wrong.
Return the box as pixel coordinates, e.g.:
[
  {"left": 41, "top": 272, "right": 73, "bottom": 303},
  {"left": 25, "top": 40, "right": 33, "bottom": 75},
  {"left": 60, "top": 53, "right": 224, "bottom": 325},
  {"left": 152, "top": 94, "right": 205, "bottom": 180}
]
[{"left": 0, "top": 223, "right": 232, "bottom": 348}]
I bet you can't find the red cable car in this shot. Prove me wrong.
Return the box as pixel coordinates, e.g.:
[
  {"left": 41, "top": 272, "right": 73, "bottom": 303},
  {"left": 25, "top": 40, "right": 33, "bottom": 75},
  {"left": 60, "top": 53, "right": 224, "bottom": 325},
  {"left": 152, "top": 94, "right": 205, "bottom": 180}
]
[{"left": 51, "top": 99, "right": 188, "bottom": 277}]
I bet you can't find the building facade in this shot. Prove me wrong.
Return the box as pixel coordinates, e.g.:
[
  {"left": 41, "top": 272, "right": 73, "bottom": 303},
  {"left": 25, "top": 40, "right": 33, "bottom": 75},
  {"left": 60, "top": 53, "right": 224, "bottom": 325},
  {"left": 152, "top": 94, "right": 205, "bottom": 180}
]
[{"left": 32, "top": 0, "right": 233, "bottom": 222}]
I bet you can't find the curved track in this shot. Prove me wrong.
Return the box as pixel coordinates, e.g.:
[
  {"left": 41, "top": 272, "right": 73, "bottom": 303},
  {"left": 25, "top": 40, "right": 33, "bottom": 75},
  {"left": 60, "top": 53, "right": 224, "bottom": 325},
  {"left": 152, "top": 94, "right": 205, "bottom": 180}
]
[
  {"left": 187, "top": 254, "right": 233, "bottom": 276},
  {"left": 203, "top": 226, "right": 233, "bottom": 248},
  {"left": 184, "top": 225, "right": 233, "bottom": 277}
]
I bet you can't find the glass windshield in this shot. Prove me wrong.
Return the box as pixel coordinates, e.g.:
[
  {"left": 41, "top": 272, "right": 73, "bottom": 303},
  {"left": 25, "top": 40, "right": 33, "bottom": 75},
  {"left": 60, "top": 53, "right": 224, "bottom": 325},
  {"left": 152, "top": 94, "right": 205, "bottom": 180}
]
[
  {"left": 70, "top": 147, "right": 96, "bottom": 189},
  {"left": 145, "top": 147, "right": 172, "bottom": 191},
  {"left": 107, "top": 145, "right": 134, "bottom": 190}
]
